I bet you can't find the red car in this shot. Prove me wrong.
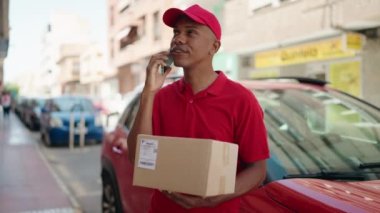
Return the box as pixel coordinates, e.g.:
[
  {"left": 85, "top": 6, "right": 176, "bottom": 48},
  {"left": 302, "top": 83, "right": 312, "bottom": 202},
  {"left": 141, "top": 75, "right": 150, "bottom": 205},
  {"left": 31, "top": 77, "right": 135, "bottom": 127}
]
[{"left": 101, "top": 77, "right": 380, "bottom": 212}]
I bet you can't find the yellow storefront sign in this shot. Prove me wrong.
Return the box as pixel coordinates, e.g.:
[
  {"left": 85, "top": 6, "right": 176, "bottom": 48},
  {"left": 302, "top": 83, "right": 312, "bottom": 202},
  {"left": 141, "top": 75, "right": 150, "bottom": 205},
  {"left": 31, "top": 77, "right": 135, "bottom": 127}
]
[
  {"left": 255, "top": 33, "right": 364, "bottom": 68},
  {"left": 346, "top": 33, "right": 363, "bottom": 50},
  {"left": 329, "top": 61, "right": 361, "bottom": 97}
]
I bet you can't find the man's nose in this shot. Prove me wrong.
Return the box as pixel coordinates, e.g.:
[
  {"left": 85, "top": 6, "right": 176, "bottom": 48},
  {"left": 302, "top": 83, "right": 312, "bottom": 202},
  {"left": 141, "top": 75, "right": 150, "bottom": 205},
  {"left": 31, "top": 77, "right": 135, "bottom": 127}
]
[{"left": 172, "top": 34, "right": 185, "bottom": 45}]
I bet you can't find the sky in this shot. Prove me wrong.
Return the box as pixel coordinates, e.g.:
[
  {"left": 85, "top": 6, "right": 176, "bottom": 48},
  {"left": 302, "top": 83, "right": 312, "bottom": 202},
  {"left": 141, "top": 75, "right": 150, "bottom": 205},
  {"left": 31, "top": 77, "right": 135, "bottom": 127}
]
[{"left": 4, "top": 0, "right": 107, "bottom": 83}]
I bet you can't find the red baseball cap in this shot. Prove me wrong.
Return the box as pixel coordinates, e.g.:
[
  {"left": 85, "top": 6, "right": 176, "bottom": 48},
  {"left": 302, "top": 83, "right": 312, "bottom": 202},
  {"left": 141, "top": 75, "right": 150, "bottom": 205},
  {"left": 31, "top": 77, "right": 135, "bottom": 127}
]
[{"left": 163, "top": 4, "right": 222, "bottom": 41}]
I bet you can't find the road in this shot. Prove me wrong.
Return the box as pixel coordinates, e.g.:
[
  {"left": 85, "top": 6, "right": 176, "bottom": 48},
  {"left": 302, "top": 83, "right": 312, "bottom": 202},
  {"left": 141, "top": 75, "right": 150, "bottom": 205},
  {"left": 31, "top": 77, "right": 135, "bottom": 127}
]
[{"left": 30, "top": 132, "right": 103, "bottom": 213}]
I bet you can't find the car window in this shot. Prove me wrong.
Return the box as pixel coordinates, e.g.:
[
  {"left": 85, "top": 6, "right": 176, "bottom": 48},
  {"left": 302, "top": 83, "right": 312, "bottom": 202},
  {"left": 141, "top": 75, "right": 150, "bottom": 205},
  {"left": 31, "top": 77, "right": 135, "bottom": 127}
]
[
  {"left": 124, "top": 94, "right": 141, "bottom": 130},
  {"left": 52, "top": 97, "right": 95, "bottom": 112},
  {"left": 36, "top": 99, "right": 46, "bottom": 108},
  {"left": 254, "top": 87, "right": 380, "bottom": 179},
  {"left": 118, "top": 105, "right": 131, "bottom": 126}
]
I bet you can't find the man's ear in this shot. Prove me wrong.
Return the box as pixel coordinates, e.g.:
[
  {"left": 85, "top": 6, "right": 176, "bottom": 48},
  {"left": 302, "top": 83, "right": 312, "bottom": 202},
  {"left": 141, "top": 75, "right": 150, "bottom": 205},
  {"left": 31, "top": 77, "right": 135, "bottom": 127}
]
[{"left": 210, "top": 40, "right": 221, "bottom": 55}]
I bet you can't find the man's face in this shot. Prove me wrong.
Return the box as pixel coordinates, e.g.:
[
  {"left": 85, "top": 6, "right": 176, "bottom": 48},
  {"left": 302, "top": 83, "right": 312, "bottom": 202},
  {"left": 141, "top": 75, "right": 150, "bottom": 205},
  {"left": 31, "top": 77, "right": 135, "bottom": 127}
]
[{"left": 170, "top": 17, "right": 219, "bottom": 69}]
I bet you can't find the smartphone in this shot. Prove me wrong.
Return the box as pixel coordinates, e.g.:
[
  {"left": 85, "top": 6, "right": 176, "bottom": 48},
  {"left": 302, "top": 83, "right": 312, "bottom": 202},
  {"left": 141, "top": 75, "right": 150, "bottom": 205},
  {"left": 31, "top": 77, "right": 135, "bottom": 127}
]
[{"left": 161, "top": 55, "right": 173, "bottom": 74}]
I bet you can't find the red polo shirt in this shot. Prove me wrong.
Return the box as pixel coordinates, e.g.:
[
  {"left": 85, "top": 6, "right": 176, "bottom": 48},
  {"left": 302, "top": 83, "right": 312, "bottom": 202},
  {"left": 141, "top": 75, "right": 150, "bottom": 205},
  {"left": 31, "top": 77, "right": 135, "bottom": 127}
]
[{"left": 150, "top": 71, "right": 269, "bottom": 213}]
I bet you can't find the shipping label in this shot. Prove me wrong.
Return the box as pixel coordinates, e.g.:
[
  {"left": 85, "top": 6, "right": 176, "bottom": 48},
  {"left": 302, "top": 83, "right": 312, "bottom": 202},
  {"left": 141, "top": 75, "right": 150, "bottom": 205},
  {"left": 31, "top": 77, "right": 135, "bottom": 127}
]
[{"left": 137, "top": 139, "right": 158, "bottom": 170}]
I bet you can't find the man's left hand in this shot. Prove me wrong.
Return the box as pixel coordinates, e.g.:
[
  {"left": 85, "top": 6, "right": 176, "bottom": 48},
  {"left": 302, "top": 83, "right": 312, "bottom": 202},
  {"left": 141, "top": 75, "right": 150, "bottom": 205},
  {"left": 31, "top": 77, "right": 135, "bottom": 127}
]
[{"left": 161, "top": 160, "right": 267, "bottom": 209}]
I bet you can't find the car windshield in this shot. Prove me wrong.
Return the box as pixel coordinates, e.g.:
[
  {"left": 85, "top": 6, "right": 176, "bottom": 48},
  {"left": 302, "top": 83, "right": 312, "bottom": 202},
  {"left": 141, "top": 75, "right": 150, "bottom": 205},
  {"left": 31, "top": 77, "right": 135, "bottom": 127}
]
[
  {"left": 254, "top": 87, "right": 380, "bottom": 179},
  {"left": 51, "top": 97, "right": 95, "bottom": 113}
]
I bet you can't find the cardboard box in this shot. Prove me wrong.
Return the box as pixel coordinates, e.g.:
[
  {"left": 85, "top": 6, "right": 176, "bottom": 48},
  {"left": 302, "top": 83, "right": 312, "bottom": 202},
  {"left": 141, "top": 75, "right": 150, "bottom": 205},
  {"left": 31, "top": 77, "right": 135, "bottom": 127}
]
[{"left": 133, "top": 134, "right": 238, "bottom": 197}]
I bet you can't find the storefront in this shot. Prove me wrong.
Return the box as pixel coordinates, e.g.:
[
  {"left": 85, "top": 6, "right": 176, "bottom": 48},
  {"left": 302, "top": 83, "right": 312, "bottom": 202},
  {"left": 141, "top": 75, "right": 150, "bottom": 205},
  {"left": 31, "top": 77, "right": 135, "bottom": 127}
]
[{"left": 250, "top": 33, "right": 365, "bottom": 98}]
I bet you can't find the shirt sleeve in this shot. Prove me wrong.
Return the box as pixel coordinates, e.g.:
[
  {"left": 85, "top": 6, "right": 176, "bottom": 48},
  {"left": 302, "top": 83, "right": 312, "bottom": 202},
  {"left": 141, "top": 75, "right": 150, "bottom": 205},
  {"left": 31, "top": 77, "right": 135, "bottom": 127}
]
[{"left": 234, "top": 90, "right": 270, "bottom": 163}]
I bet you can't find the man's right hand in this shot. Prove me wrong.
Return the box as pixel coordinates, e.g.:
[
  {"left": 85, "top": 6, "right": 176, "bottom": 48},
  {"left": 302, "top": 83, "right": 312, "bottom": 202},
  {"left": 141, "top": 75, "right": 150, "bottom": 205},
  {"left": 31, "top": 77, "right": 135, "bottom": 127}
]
[
  {"left": 126, "top": 51, "right": 172, "bottom": 163},
  {"left": 144, "top": 51, "right": 173, "bottom": 94}
]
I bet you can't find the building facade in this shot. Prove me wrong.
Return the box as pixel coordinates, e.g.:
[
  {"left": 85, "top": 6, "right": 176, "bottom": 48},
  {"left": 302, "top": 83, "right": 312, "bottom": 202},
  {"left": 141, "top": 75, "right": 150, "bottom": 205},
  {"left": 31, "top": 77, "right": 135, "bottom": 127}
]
[
  {"left": 39, "top": 12, "right": 91, "bottom": 96},
  {"left": 57, "top": 43, "right": 89, "bottom": 95},
  {"left": 223, "top": 0, "right": 380, "bottom": 106},
  {"left": 0, "top": 0, "right": 9, "bottom": 90},
  {"left": 79, "top": 43, "right": 108, "bottom": 97},
  {"left": 107, "top": 0, "right": 175, "bottom": 95},
  {"left": 107, "top": 0, "right": 237, "bottom": 95}
]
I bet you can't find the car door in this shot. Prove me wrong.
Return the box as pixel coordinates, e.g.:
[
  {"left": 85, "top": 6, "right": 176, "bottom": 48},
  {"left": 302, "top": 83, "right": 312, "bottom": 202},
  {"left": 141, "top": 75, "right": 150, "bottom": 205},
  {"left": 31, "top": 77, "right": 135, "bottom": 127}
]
[{"left": 112, "top": 93, "right": 153, "bottom": 213}]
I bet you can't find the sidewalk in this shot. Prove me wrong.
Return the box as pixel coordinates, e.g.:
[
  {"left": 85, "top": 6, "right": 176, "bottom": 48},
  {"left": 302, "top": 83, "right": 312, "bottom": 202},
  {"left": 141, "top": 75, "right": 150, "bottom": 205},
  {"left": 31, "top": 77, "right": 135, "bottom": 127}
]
[{"left": 0, "top": 113, "right": 78, "bottom": 213}]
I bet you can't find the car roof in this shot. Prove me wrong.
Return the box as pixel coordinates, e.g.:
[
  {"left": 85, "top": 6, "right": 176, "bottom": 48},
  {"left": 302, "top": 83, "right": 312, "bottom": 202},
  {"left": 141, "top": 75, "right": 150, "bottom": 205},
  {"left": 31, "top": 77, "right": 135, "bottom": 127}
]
[
  {"left": 51, "top": 95, "right": 91, "bottom": 100},
  {"left": 240, "top": 77, "right": 328, "bottom": 91}
]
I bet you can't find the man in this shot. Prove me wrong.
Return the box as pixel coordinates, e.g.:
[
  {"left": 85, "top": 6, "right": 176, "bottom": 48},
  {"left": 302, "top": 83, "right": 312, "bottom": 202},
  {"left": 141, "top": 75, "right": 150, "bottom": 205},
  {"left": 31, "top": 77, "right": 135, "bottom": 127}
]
[
  {"left": 126, "top": 4, "right": 269, "bottom": 212},
  {"left": 1, "top": 91, "right": 11, "bottom": 118}
]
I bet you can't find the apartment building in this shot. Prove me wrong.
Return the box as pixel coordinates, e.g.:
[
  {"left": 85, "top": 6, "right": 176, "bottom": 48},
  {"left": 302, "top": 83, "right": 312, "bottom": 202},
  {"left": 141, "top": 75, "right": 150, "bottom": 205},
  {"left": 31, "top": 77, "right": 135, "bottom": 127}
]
[
  {"left": 108, "top": 0, "right": 174, "bottom": 95},
  {"left": 107, "top": 0, "right": 236, "bottom": 95},
  {"left": 223, "top": 0, "right": 380, "bottom": 106},
  {"left": 39, "top": 12, "right": 91, "bottom": 96},
  {"left": 0, "top": 0, "right": 9, "bottom": 90}
]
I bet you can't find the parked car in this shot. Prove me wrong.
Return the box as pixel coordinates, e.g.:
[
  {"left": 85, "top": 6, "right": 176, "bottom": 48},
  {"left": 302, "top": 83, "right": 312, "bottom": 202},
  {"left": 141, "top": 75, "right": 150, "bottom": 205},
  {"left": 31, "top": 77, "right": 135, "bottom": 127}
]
[
  {"left": 14, "top": 96, "right": 28, "bottom": 120},
  {"left": 23, "top": 97, "right": 46, "bottom": 131},
  {"left": 101, "top": 77, "right": 380, "bottom": 212},
  {"left": 40, "top": 96, "right": 104, "bottom": 146}
]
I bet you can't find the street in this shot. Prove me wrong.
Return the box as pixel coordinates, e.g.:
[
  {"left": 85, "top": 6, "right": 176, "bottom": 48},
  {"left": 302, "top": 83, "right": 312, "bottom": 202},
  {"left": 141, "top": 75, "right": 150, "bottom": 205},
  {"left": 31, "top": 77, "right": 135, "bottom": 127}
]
[
  {"left": 0, "top": 113, "right": 102, "bottom": 213},
  {"left": 31, "top": 133, "right": 102, "bottom": 213},
  {"left": 2, "top": 0, "right": 380, "bottom": 212}
]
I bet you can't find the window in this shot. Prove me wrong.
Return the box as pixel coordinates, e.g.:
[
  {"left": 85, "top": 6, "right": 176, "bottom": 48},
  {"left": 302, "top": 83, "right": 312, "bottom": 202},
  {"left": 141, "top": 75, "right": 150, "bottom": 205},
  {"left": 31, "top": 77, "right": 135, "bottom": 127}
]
[
  {"left": 110, "top": 38, "right": 114, "bottom": 58},
  {"left": 138, "top": 16, "right": 146, "bottom": 39},
  {"left": 153, "top": 11, "right": 161, "bottom": 41},
  {"left": 72, "top": 61, "right": 80, "bottom": 75},
  {"left": 241, "top": 55, "right": 252, "bottom": 67},
  {"left": 109, "top": 6, "right": 114, "bottom": 26},
  {"left": 124, "top": 96, "right": 140, "bottom": 130}
]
